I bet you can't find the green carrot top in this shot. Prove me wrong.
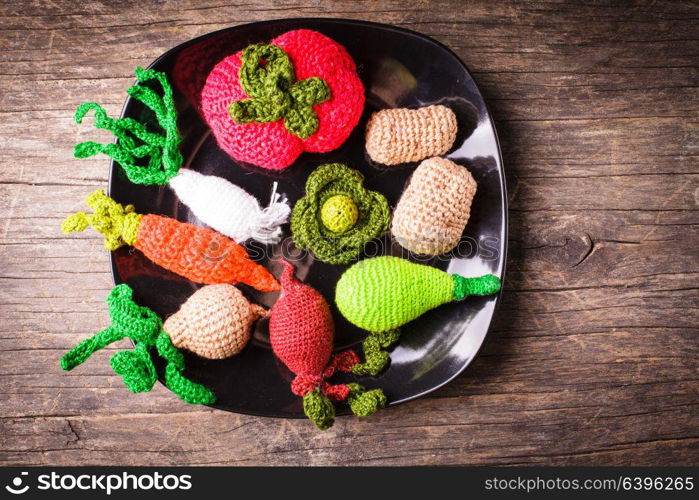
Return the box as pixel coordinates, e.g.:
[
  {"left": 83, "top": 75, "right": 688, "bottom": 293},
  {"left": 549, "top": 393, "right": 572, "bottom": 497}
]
[{"left": 61, "top": 190, "right": 141, "bottom": 250}]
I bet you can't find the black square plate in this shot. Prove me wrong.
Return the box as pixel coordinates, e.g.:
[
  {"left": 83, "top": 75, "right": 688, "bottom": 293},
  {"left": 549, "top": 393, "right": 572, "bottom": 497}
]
[{"left": 108, "top": 18, "right": 507, "bottom": 418}]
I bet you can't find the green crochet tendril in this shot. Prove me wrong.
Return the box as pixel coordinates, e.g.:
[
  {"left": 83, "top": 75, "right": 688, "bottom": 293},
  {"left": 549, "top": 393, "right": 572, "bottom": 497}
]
[
  {"left": 228, "top": 44, "right": 330, "bottom": 139},
  {"left": 291, "top": 163, "right": 391, "bottom": 265},
  {"left": 60, "top": 284, "right": 215, "bottom": 405},
  {"left": 352, "top": 329, "right": 401, "bottom": 377},
  {"left": 347, "top": 383, "right": 388, "bottom": 417},
  {"left": 73, "top": 67, "right": 183, "bottom": 186}
]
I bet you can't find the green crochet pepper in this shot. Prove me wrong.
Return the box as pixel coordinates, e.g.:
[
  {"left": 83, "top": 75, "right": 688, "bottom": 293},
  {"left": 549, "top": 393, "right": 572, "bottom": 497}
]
[
  {"left": 335, "top": 256, "right": 501, "bottom": 376},
  {"left": 291, "top": 163, "right": 390, "bottom": 265}
]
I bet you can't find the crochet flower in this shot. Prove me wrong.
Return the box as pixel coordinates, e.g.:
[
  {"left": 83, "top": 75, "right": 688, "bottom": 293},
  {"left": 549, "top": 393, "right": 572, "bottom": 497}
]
[
  {"left": 291, "top": 164, "right": 390, "bottom": 265},
  {"left": 201, "top": 29, "right": 365, "bottom": 170}
]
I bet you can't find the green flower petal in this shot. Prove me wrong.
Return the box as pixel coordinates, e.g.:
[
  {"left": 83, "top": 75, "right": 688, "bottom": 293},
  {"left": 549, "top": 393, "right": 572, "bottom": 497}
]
[{"left": 291, "top": 164, "right": 390, "bottom": 265}]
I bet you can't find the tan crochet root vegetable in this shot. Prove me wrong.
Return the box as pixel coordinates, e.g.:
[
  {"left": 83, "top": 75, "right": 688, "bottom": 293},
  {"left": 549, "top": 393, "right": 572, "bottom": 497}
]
[
  {"left": 392, "top": 157, "right": 477, "bottom": 255},
  {"left": 365, "top": 105, "right": 457, "bottom": 165},
  {"left": 164, "top": 284, "right": 267, "bottom": 359}
]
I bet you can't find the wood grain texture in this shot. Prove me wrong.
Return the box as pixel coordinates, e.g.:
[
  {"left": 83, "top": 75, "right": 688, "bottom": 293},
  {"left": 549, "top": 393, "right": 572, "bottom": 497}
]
[{"left": 0, "top": 0, "right": 697, "bottom": 466}]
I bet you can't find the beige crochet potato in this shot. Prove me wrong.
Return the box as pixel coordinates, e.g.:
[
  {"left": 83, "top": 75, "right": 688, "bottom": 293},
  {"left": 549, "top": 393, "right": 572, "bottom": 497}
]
[
  {"left": 365, "top": 105, "right": 457, "bottom": 165},
  {"left": 391, "top": 157, "right": 477, "bottom": 255},
  {"left": 165, "top": 284, "right": 267, "bottom": 359}
]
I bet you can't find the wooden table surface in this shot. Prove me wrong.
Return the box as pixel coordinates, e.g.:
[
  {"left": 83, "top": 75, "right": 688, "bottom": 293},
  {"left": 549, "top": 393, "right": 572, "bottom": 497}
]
[{"left": 1, "top": 0, "right": 697, "bottom": 466}]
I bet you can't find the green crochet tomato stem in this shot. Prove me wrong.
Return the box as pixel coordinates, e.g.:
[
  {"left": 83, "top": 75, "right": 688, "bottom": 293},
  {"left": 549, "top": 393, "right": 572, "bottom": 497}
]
[
  {"left": 73, "top": 67, "right": 182, "bottom": 186},
  {"left": 303, "top": 390, "right": 335, "bottom": 430},
  {"left": 60, "top": 284, "right": 215, "bottom": 405},
  {"left": 452, "top": 274, "right": 502, "bottom": 301},
  {"left": 229, "top": 44, "right": 330, "bottom": 139}
]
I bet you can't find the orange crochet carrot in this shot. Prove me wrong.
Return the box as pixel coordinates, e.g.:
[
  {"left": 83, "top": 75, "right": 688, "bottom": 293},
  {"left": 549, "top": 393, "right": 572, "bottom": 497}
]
[{"left": 62, "top": 190, "right": 279, "bottom": 292}]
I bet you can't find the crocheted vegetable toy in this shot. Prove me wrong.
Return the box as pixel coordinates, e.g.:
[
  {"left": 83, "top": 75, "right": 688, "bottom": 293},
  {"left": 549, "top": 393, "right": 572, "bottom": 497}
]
[
  {"left": 165, "top": 284, "right": 267, "bottom": 359},
  {"left": 170, "top": 172, "right": 289, "bottom": 244},
  {"left": 61, "top": 190, "right": 279, "bottom": 291},
  {"left": 365, "top": 105, "right": 457, "bottom": 166},
  {"left": 269, "top": 260, "right": 386, "bottom": 429},
  {"left": 335, "top": 256, "right": 501, "bottom": 375},
  {"left": 61, "top": 284, "right": 216, "bottom": 404},
  {"left": 291, "top": 163, "right": 390, "bottom": 264},
  {"left": 201, "top": 29, "right": 365, "bottom": 170},
  {"left": 73, "top": 67, "right": 290, "bottom": 244},
  {"left": 392, "top": 157, "right": 477, "bottom": 255}
]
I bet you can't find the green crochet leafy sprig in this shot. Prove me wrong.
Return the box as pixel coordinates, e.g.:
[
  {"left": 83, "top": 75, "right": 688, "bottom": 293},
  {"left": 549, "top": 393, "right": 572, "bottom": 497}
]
[
  {"left": 228, "top": 44, "right": 330, "bottom": 139},
  {"left": 291, "top": 163, "right": 390, "bottom": 265},
  {"left": 61, "top": 284, "right": 215, "bottom": 405},
  {"left": 73, "top": 67, "right": 183, "bottom": 185}
]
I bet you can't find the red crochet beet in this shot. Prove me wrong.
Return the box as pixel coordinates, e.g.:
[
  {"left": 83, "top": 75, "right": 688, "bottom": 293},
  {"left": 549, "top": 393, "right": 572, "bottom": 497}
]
[
  {"left": 269, "top": 260, "right": 378, "bottom": 429},
  {"left": 201, "top": 29, "right": 365, "bottom": 171}
]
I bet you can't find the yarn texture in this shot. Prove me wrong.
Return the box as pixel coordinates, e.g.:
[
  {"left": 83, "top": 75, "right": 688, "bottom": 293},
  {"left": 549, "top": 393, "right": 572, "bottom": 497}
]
[
  {"left": 74, "top": 67, "right": 182, "bottom": 185},
  {"left": 61, "top": 190, "right": 280, "bottom": 291},
  {"left": 169, "top": 170, "right": 290, "bottom": 244},
  {"left": 392, "top": 157, "right": 477, "bottom": 255},
  {"left": 73, "top": 68, "right": 290, "bottom": 246},
  {"left": 291, "top": 163, "right": 390, "bottom": 265},
  {"left": 335, "top": 256, "right": 501, "bottom": 375},
  {"left": 365, "top": 105, "right": 457, "bottom": 166},
  {"left": 321, "top": 195, "right": 359, "bottom": 234},
  {"left": 164, "top": 284, "right": 267, "bottom": 359},
  {"left": 229, "top": 44, "right": 331, "bottom": 139},
  {"left": 347, "top": 383, "right": 388, "bottom": 416},
  {"left": 61, "top": 284, "right": 215, "bottom": 405},
  {"left": 268, "top": 260, "right": 385, "bottom": 429},
  {"left": 201, "top": 29, "right": 365, "bottom": 170}
]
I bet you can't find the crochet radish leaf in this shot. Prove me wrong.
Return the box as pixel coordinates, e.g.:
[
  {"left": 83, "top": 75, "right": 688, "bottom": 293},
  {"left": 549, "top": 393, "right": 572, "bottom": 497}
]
[{"left": 74, "top": 67, "right": 182, "bottom": 185}]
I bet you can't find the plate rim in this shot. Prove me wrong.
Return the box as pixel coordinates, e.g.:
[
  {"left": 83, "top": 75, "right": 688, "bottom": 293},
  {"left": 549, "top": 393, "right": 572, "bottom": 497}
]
[{"left": 106, "top": 17, "right": 509, "bottom": 418}]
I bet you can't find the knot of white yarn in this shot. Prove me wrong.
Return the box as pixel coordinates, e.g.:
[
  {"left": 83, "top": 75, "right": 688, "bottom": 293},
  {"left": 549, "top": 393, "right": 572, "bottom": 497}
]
[{"left": 249, "top": 182, "right": 291, "bottom": 244}]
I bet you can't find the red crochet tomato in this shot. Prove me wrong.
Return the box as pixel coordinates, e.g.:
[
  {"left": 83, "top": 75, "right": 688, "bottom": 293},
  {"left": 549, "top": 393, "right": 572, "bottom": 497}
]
[{"left": 201, "top": 29, "right": 365, "bottom": 170}]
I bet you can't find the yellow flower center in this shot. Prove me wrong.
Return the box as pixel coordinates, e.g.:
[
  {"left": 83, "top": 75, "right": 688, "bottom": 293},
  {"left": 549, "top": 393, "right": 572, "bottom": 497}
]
[{"left": 321, "top": 195, "right": 358, "bottom": 234}]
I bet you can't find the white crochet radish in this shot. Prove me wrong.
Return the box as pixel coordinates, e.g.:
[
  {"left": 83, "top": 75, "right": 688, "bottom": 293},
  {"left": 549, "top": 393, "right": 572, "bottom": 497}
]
[
  {"left": 71, "top": 67, "right": 290, "bottom": 245},
  {"left": 169, "top": 169, "right": 289, "bottom": 244}
]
